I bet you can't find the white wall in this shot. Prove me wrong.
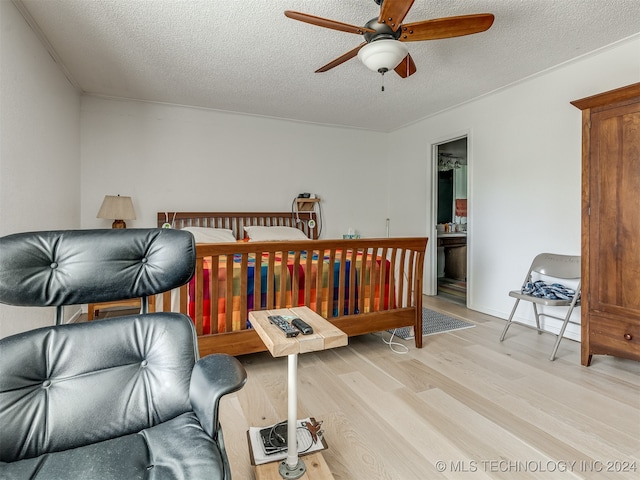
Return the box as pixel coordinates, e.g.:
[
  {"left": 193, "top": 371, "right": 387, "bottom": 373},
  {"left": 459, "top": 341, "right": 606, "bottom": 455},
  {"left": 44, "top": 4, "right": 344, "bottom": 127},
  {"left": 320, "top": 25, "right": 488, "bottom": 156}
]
[
  {"left": 80, "top": 97, "right": 390, "bottom": 238},
  {"left": 387, "top": 35, "right": 640, "bottom": 339},
  {"left": 0, "top": 1, "right": 81, "bottom": 337}
]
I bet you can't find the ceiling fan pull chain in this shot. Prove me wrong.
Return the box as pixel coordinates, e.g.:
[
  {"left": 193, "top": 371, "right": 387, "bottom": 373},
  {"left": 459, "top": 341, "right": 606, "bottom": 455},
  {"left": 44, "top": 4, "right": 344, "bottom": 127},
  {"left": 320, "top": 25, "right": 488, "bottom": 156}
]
[{"left": 381, "top": 69, "right": 385, "bottom": 92}]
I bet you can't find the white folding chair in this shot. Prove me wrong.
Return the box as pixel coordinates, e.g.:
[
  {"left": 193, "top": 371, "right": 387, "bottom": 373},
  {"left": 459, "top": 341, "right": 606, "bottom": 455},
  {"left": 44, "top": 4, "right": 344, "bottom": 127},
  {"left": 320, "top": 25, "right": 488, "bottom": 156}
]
[{"left": 499, "top": 253, "right": 581, "bottom": 361}]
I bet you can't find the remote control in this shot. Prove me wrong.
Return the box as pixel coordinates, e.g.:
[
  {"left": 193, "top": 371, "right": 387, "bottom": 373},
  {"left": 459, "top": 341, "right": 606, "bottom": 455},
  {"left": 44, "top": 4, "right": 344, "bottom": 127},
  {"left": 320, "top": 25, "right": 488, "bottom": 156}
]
[
  {"left": 291, "top": 318, "right": 313, "bottom": 335},
  {"left": 268, "top": 315, "right": 300, "bottom": 338}
]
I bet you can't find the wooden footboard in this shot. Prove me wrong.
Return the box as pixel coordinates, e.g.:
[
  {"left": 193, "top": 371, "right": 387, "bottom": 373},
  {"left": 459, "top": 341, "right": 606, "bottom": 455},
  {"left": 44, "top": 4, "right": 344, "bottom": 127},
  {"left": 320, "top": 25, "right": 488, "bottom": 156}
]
[
  {"left": 156, "top": 211, "right": 427, "bottom": 356},
  {"left": 156, "top": 237, "right": 427, "bottom": 357}
]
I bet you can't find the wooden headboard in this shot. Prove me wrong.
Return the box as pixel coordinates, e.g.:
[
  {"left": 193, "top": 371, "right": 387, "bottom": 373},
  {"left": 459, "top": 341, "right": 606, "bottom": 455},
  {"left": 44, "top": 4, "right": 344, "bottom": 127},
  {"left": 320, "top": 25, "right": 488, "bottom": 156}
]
[{"left": 157, "top": 211, "right": 320, "bottom": 240}]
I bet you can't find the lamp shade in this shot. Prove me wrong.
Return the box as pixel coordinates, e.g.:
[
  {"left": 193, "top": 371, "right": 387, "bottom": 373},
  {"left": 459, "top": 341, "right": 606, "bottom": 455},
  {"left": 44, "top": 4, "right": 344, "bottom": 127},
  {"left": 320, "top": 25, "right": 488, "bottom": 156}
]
[
  {"left": 357, "top": 39, "right": 409, "bottom": 73},
  {"left": 97, "top": 195, "right": 136, "bottom": 228}
]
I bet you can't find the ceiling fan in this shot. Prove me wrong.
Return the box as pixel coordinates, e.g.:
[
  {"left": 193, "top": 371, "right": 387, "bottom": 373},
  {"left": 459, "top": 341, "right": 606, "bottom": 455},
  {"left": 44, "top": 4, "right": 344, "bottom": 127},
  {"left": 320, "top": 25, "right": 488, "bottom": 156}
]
[{"left": 285, "top": 0, "right": 494, "bottom": 79}]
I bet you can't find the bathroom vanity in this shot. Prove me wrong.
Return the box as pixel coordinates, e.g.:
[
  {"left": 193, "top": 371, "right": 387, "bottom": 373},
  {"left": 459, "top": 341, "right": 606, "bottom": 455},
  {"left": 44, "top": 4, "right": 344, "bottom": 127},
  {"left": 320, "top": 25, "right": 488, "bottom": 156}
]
[{"left": 437, "top": 232, "right": 467, "bottom": 281}]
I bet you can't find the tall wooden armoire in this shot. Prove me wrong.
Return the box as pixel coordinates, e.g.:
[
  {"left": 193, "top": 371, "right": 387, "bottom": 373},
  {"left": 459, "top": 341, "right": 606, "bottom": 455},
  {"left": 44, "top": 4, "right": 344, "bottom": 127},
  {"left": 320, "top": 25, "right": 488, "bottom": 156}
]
[{"left": 571, "top": 83, "right": 640, "bottom": 366}]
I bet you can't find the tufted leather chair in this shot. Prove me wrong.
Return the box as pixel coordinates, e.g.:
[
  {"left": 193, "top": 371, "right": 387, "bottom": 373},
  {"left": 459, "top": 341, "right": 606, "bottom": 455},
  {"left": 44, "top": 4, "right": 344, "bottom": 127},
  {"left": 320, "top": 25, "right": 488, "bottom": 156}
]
[{"left": 0, "top": 229, "right": 247, "bottom": 479}]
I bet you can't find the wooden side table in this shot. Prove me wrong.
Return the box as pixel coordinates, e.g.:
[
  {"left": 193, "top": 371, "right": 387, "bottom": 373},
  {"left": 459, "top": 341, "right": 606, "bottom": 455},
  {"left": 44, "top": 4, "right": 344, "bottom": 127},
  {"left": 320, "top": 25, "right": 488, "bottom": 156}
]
[
  {"left": 249, "top": 307, "right": 347, "bottom": 480},
  {"left": 87, "top": 297, "right": 155, "bottom": 320}
]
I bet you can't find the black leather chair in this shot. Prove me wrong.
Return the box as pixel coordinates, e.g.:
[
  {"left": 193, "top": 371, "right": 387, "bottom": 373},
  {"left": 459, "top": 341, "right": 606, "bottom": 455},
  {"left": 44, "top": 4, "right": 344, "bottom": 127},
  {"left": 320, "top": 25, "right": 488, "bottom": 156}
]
[{"left": 0, "top": 229, "right": 247, "bottom": 479}]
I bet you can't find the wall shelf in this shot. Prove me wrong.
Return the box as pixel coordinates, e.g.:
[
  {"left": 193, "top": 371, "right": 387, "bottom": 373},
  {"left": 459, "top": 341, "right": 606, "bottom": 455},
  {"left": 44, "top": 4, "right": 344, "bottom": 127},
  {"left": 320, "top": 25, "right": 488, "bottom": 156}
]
[{"left": 296, "top": 198, "right": 320, "bottom": 212}]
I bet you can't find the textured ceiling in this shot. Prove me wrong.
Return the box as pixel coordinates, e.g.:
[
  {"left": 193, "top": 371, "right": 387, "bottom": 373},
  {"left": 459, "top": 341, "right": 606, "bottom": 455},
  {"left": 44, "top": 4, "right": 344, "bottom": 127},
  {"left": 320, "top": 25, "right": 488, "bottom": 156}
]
[{"left": 16, "top": 0, "right": 640, "bottom": 132}]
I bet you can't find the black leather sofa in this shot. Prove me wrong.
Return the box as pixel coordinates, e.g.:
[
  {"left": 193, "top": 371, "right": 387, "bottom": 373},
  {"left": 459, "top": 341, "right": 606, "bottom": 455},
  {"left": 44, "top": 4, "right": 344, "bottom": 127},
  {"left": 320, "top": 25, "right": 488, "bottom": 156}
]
[{"left": 0, "top": 229, "right": 247, "bottom": 479}]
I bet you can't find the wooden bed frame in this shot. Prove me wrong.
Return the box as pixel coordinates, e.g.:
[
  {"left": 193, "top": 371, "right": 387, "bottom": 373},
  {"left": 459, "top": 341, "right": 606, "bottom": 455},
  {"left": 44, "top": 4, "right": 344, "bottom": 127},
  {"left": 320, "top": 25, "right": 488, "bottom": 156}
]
[{"left": 155, "top": 212, "right": 428, "bottom": 357}]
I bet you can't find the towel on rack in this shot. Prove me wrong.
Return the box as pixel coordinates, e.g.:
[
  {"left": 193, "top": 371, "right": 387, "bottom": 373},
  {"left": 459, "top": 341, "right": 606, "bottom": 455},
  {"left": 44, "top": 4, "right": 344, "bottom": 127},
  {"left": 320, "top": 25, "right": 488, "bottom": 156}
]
[{"left": 455, "top": 199, "right": 467, "bottom": 217}]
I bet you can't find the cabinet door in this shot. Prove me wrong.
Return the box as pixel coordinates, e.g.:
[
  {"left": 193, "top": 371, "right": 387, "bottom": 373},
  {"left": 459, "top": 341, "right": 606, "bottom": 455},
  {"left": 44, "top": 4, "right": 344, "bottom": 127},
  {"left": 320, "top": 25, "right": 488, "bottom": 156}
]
[{"left": 589, "top": 102, "right": 640, "bottom": 322}]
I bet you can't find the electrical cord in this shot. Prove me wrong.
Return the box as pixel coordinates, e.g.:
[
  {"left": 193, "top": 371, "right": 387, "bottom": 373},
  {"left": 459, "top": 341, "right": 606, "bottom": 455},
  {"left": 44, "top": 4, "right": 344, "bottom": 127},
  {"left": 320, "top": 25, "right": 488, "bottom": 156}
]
[
  {"left": 162, "top": 211, "right": 178, "bottom": 229},
  {"left": 261, "top": 420, "right": 320, "bottom": 455},
  {"left": 379, "top": 255, "right": 414, "bottom": 355},
  {"left": 380, "top": 329, "right": 409, "bottom": 354},
  {"left": 291, "top": 197, "right": 300, "bottom": 226},
  {"left": 315, "top": 200, "right": 323, "bottom": 237}
]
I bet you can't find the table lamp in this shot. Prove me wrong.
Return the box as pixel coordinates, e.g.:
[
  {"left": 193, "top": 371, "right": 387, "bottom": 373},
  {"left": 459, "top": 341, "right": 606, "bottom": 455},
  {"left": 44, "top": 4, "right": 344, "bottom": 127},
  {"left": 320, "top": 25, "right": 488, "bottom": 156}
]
[{"left": 97, "top": 195, "right": 136, "bottom": 228}]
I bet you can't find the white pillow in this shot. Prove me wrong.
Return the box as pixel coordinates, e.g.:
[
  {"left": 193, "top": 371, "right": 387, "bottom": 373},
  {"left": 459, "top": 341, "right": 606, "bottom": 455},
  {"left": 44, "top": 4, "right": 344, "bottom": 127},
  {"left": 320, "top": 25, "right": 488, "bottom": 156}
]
[
  {"left": 243, "top": 226, "right": 309, "bottom": 241},
  {"left": 182, "top": 227, "right": 236, "bottom": 243}
]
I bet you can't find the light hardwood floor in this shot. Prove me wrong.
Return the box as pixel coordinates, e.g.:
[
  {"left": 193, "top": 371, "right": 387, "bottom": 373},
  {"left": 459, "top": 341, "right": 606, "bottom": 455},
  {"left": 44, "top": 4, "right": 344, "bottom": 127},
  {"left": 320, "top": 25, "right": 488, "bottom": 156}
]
[{"left": 220, "top": 295, "right": 639, "bottom": 480}]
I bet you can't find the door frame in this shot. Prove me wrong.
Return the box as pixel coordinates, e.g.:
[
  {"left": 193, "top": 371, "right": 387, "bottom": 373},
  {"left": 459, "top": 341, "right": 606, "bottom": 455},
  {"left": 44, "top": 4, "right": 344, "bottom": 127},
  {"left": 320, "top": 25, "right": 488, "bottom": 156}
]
[{"left": 427, "top": 131, "right": 471, "bottom": 304}]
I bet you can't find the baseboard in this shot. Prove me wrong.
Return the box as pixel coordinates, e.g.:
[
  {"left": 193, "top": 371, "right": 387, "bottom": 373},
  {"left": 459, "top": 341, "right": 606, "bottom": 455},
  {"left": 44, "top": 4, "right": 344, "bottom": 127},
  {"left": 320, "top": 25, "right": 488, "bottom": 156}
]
[
  {"left": 67, "top": 306, "right": 83, "bottom": 324},
  {"left": 471, "top": 301, "right": 581, "bottom": 341}
]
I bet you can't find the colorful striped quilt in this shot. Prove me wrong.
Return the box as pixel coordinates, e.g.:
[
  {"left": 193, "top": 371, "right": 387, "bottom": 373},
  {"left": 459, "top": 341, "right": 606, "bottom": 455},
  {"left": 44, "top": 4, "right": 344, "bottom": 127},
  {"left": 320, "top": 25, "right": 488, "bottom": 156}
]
[{"left": 188, "top": 249, "right": 391, "bottom": 334}]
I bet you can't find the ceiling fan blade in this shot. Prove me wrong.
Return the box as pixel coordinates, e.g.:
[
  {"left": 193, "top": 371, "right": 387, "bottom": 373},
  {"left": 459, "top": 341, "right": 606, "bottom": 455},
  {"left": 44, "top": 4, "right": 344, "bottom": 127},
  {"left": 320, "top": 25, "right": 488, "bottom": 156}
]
[
  {"left": 399, "top": 14, "right": 495, "bottom": 42},
  {"left": 315, "top": 43, "right": 367, "bottom": 73},
  {"left": 285, "top": 11, "right": 375, "bottom": 35},
  {"left": 394, "top": 53, "right": 416, "bottom": 78},
  {"left": 378, "top": 0, "right": 416, "bottom": 32}
]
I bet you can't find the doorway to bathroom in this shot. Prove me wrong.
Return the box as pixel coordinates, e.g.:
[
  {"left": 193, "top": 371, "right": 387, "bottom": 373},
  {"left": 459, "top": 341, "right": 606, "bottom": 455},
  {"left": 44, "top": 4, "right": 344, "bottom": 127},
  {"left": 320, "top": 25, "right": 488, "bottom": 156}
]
[{"left": 433, "top": 136, "right": 467, "bottom": 304}]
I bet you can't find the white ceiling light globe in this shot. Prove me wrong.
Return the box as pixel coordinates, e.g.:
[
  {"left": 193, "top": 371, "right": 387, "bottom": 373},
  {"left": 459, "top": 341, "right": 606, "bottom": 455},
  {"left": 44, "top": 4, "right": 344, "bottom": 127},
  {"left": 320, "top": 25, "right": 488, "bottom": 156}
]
[{"left": 357, "top": 39, "right": 409, "bottom": 73}]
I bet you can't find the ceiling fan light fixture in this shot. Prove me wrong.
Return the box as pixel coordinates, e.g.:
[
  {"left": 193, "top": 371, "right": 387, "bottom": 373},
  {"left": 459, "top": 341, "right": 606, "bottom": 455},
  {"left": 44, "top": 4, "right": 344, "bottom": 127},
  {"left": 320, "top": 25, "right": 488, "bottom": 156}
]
[{"left": 357, "top": 39, "right": 408, "bottom": 73}]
